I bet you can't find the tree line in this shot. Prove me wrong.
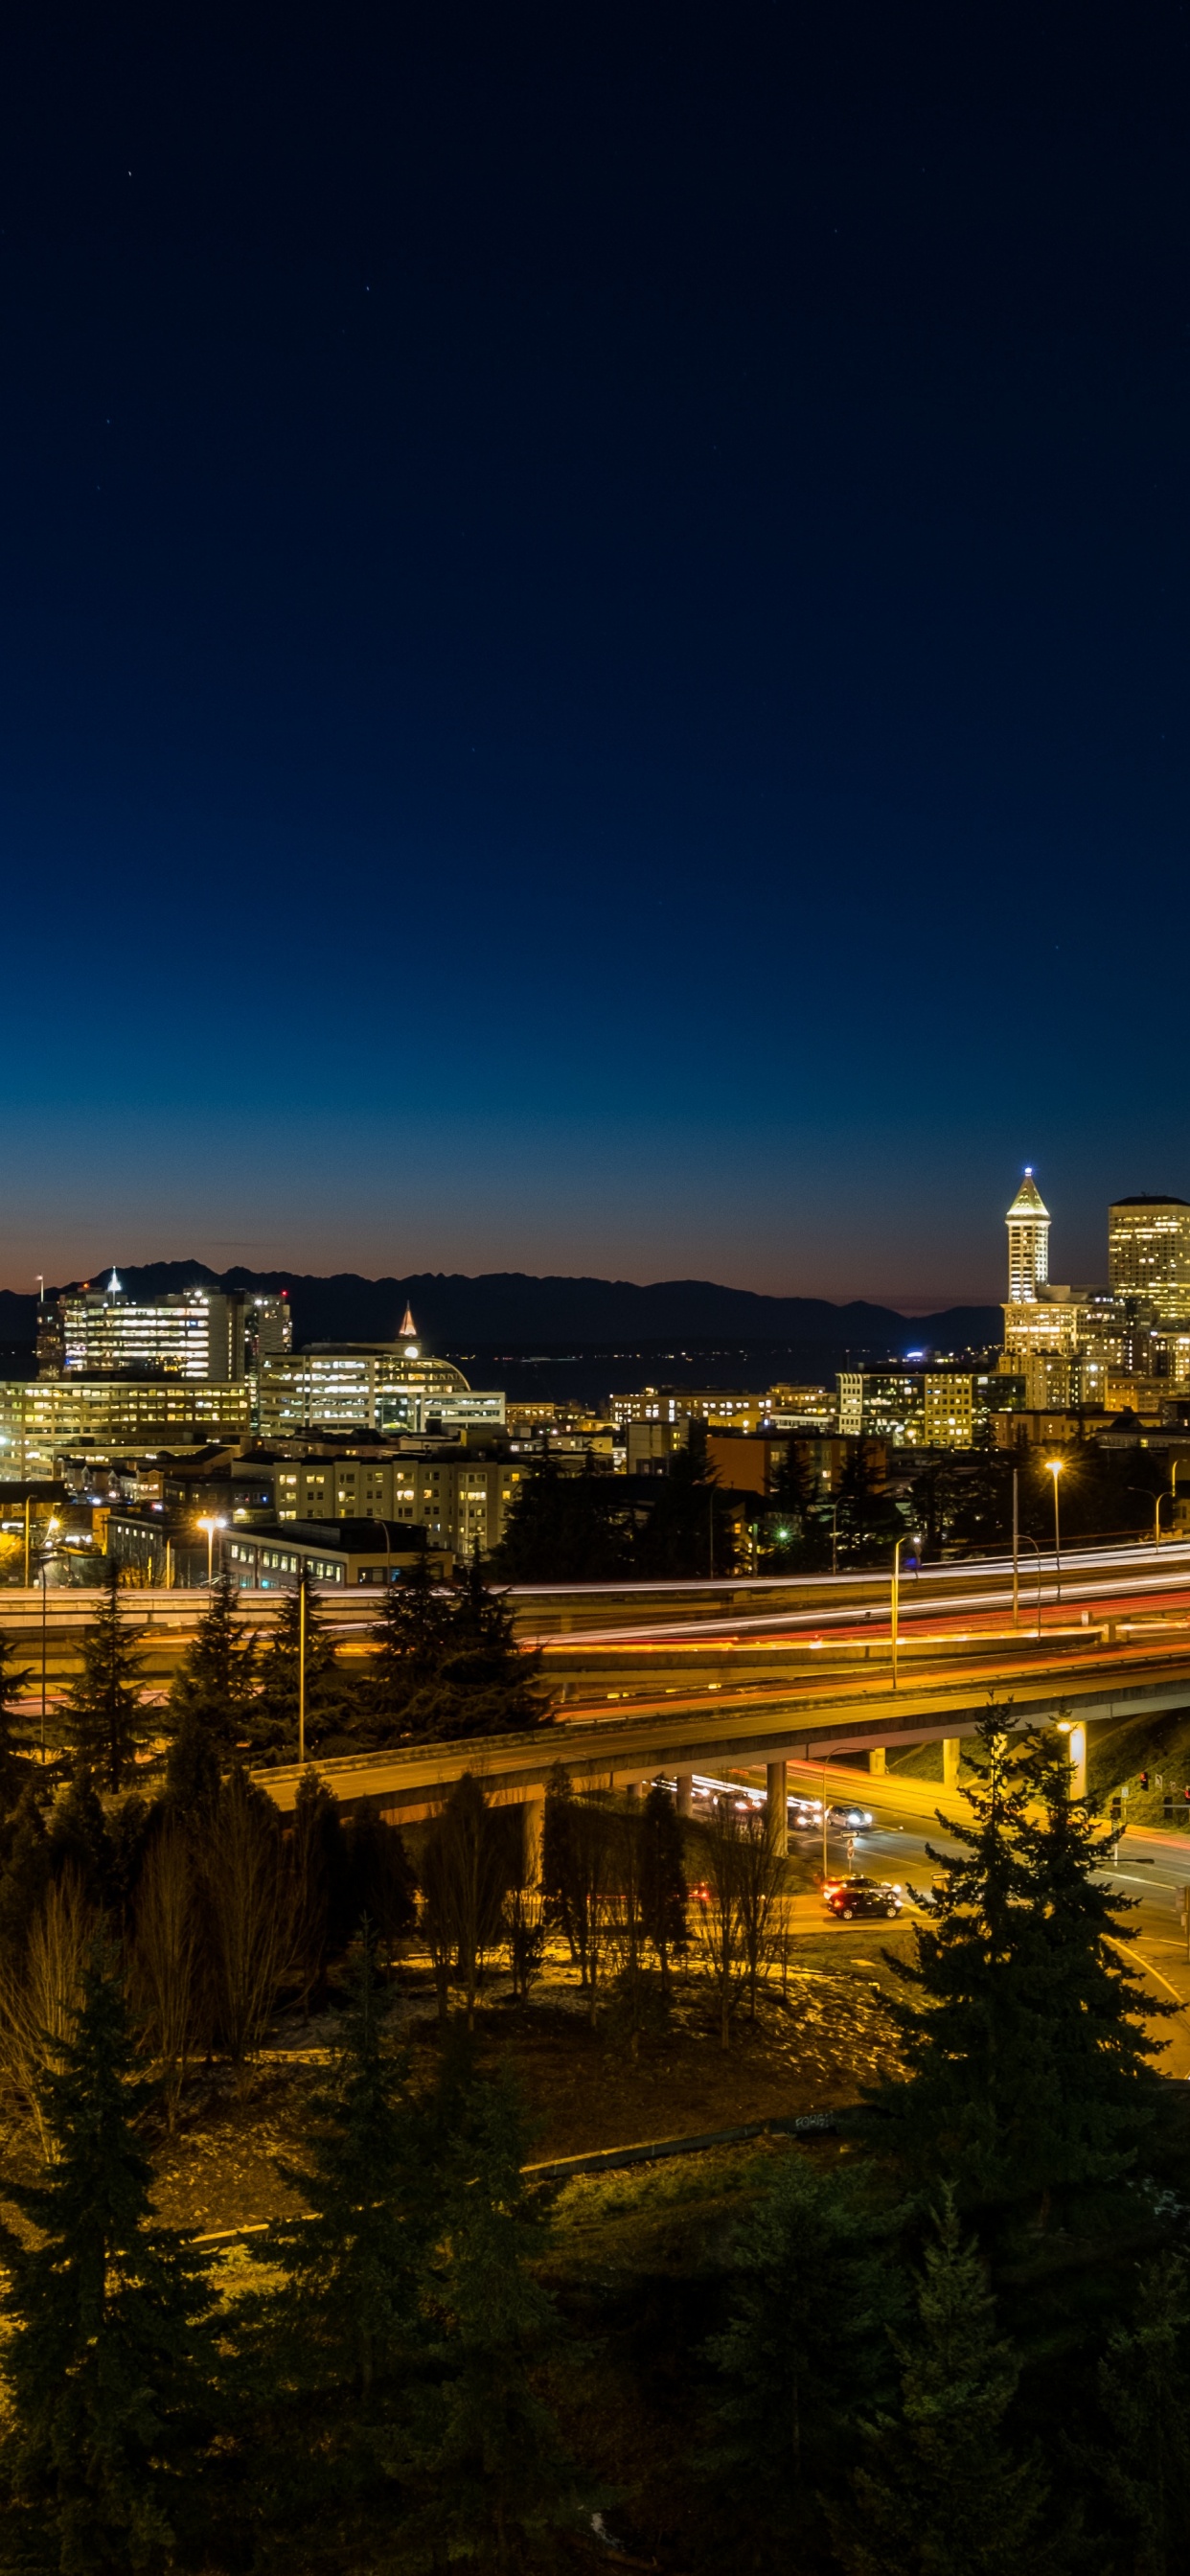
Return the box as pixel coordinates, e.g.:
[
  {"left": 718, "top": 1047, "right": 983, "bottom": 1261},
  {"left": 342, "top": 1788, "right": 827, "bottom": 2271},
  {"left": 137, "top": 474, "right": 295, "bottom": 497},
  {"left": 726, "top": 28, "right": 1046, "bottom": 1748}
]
[{"left": 1, "top": 1704, "right": 1189, "bottom": 2570}]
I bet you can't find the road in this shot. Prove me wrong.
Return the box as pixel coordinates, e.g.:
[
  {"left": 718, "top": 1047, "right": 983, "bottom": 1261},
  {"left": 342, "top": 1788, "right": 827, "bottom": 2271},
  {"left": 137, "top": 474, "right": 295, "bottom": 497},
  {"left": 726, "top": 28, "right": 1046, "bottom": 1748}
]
[{"left": 729, "top": 1758, "right": 1190, "bottom": 2082}]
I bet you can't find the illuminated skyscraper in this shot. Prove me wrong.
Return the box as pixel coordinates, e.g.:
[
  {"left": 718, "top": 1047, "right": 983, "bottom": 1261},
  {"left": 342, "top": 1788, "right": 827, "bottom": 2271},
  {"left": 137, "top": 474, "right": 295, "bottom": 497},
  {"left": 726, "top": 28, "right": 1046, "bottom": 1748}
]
[
  {"left": 1005, "top": 1170, "right": 1050, "bottom": 1302},
  {"left": 1109, "top": 1195, "right": 1190, "bottom": 1322}
]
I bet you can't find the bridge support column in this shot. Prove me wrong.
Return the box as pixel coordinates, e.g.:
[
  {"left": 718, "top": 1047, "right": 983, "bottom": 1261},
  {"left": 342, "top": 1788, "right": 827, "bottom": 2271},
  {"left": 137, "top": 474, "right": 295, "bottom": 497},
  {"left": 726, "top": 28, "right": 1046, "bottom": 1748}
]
[
  {"left": 1067, "top": 1722, "right": 1087, "bottom": 1800},
  {"left": 869, "top": 1747, "right": 886, "bottom": 1778},
  {"left": 675, "top": 1774, "right": 694, "bottom": 1817},
  {"left": 942, "top": 1738, "right": 960, "bottom": 1789},
  {"left": 521, "top": 1794, "right": 545, "bottom": 1888},
  {"left": 766, "top": 1760, "right": 788, "bottom": 1859}
]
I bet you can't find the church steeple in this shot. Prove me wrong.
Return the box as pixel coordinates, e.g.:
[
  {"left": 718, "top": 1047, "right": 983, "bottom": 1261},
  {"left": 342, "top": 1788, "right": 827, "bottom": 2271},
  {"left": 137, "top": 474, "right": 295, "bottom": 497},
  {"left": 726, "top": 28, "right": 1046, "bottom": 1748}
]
[{"left": 1006, "top": 1168, "right": 1050, "bottom": 1302}]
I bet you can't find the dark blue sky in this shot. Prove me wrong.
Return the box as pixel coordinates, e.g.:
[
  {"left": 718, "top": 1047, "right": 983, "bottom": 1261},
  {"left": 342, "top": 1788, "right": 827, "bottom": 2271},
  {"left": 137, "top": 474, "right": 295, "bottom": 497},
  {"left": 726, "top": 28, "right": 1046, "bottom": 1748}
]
[{"left": 2, "top": 3, "right": 1188, "bottom": 1305}]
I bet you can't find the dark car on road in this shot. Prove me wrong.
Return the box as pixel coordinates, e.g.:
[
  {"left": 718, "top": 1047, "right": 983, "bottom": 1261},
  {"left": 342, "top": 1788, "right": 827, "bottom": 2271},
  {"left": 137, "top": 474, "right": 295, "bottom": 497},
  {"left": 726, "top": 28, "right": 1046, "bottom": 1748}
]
[{"left": 822, "top": 1874, "right": 903, "bottom": 1920}]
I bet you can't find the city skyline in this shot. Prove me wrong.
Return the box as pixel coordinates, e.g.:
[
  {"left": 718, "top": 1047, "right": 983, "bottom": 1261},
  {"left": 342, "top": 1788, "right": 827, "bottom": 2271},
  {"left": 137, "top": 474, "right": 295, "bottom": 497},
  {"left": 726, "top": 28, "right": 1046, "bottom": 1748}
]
[{"left": 3, "top": 12, "right": 1190, "bottom": 1300}]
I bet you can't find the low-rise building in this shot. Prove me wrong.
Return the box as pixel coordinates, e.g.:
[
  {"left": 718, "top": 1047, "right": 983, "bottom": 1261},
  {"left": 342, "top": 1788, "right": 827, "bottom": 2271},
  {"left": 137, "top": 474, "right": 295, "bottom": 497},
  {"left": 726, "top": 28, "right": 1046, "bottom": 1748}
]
[
  {"left": 270, "top": 1446, "right": 526, "bottom": 1556},
  {"left": 0, "top": 1378, "right": 253, "bottom": 1483},
  {"left": 224, "top": 1520, "right": 454, "bottom": 1588}
]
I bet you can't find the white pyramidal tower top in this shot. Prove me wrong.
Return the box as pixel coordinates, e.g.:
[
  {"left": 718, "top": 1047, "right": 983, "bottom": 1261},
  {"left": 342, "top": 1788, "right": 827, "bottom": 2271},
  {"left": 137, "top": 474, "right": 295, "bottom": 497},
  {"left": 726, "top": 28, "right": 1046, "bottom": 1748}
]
[
  {"left": 1005, "top": 1168, "right": 1050, "bottom": 1302},
  {"left": 399, "top": 1303, "right": 418, "bottom": 1340},
  {"left": 105, "top": 1267, "right": 124, "bottom": 1297}
]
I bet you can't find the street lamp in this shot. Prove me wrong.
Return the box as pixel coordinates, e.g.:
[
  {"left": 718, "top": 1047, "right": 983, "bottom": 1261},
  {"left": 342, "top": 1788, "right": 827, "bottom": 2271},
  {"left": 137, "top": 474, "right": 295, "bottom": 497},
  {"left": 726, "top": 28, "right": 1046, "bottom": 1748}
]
[
  {"left": 1045, "top": 1460, "right": 1064, "bottom": 1605},
  {"left": 890, "top": 1533, "right": 918, "bottom": 1691},
  {"left": 1155, "top": 1458, "right": 1188, "bottom": 1551},
  {"left": 36, "top": 1521, "right": 64, "bottom": 1765},
  {"left": 195, "top": 1515, "right": 226, "bottom": 1586},
  {"left": 1017, "top": 1532, "right": 1044, "bottom": 1640}
]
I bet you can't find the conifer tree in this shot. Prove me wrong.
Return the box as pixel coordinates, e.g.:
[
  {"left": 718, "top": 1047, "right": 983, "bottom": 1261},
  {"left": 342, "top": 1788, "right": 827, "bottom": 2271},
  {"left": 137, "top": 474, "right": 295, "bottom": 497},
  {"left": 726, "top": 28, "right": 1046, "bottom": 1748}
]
[
  {"left": 832, "top": 2192, "right": 1056, "bottom": 2576},
  {"left": 0, "top": 1629, "right": 33, "bottom": 1812},
  {"left": 633, "top": 1424, "right": 739, "bottom": 1578},
  {"left": 241, "top": 1933, "right": 430, "bottom": 2542},
  {"left": 62, "top": 1566, "right": 148, "bottom": 1792},
  {"left": 707, "top": 2150, "right": 905, "bottom": 2560},
  {"left": 251, "top": 1573, "right": 349, "bottom": 1755},
  {"left": 0, "top": 1783, "right": 53, "bottom": 1966},
  {"left": 368, "top": 1552, "right": 452, "bottom": 1728},
  {"left": 639, "top": 1780, "right": 688, "bottom": 1991},
  {"left": 871, "top": 1704, "right": 1049, "bottom": 2204},
  {"left": 400, "top": 1555, "right": 545, "bottom": 1740},
  {"left": 0, "top": 1946, "right": 219, "bottom": 2573},
  {"left": 167, "top": 1571, "right": 257, "bottom": 1751},
  {"left": 287, "top": 1766, "right": 349, "bottom": 2012},
  {"left": 344, "top": 1801, "right": 417, "bottom": 1968},
  {"left": 394, "top": 2047, "right": 585, "bottom": 2569},
  {"left": 1087, "top": 2258, "right": 1190, "bottom": 2574},
  {"left": 1014, "top": 1726, "right": 1167, "bottom": 2193},
  {"left": 874, "top": 1705, "right": 1168, "bottom": 2219}
]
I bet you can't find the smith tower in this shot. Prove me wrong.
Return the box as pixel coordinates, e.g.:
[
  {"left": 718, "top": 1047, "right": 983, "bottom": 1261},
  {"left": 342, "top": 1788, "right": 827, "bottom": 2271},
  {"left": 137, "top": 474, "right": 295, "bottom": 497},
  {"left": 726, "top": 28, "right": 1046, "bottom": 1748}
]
[{"left": 1006, "top": 1170, "right": 1050, "bottom": 1302}]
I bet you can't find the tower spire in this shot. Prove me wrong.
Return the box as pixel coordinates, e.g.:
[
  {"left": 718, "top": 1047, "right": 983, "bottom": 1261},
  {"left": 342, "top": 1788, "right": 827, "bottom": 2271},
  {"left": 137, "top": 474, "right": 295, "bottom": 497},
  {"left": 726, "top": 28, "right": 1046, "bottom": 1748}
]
[{"left": 1005, "top": 1168, "right": 1050, "bottom": 1302}]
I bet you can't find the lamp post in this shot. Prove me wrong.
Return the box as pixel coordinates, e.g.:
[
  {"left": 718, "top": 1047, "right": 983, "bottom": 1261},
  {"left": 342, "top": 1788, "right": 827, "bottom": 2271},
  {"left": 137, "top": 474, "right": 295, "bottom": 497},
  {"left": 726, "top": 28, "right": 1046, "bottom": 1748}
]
[
  {"left": 298, "top": 1568, "right": 307, "bottom": 1767},
  {"left": 1045, "top": 1460, "right": 1064, "bottom": 1605},
  {"left": 36, "top": 1523, "right": 63, "bottom": 1764},
  {"left": 890, "top": 1534, "right": 913, "bottom": 1691},
  {"left": 1012, "top": 1467, "right": 1018, "bottom": 1628},
  {"left": 365, "top": 1518, "right": 396, "bottom": 1586},
  {"left": 1017, "top": 1531, "right": 1044, "bottom": 1639},
  {"left": 1155, "top": 1458, "right": 1188, "bottom": 1551},
  {"left": 195, "top": 1515, "right": 226, "bottom": 1586}
]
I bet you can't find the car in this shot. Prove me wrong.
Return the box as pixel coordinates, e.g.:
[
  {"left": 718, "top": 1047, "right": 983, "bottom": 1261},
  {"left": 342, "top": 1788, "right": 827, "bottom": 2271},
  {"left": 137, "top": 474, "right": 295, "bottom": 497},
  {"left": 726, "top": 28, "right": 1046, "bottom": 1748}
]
[
  {"left": 822, "top": 1874, "right": 903, "bottom": 1920},
  {"left": 787, "top": 1795, "right": 823, "bottom": 1829},
  {"left": 827, "top": 1802, "right": 874, "bottom": 1830}
]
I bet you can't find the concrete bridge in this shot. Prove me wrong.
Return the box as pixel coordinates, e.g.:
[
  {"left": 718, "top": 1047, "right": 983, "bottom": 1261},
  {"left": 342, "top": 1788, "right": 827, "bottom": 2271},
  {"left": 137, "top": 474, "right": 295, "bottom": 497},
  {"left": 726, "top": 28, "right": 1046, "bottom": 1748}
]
[{"left": 250, "top": 1628, "right": 1190, "bottom": 1864}]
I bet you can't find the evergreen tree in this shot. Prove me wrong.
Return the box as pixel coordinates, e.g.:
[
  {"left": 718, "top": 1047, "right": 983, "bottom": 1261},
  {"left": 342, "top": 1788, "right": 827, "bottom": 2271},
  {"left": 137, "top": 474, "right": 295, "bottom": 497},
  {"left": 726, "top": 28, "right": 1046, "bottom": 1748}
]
[
  {"left": 344, "top": 1801, "right": 418, "bottom": 1968},
  {"left": 251, "top": 1573, "right": 351, "bottom": 1755},
  {"left": 1084, "top": 2258, "right": 1190, "bottom": 2575},
  {"left": 835, "top": 1438, "right": 903, "bottom": 1567},
  {"left": 1014, "top": 1726, "right": 1167, "bottom": 2194},
  {"left": 393, "top": 2046, "right": 586, "bottom": 2570},
  {"left": 400, "top": 1556, "right": 545, "bottom": 1740},
  {"left": 638, "top": 1780, "right": 688, "bottom": 1990},
  {"left": 46, "top": 1767, "right": 114, "bottom": 1905},
  {"left": 873, "top": 1706, "right": 1168, "bottom": 2219},
  {"left": 491, "top": 1458, "right": 634, "bottom": 1582},
  {"left": 832, "top": 2192, "right": 1057, "bottom": 2576},
  {"left": 287, "top": 1766, "right": 350, "bottom": 2011},
  {"left": 368, "top": 1553, "right": 452, "bottom": 1729},
  {"left": 62, "top": 1566, "right": 148, "bottom": 1792},
  {"left": 871, "top": 1704, "right": 1055, "bottom": 2206},
  {"left": 633, "top": 1424, "right": 739, "bottom": 1579},
  {"left": 241, "top": 1934, "right": 430, "bottom": 2544},
  {"left": 0, "top": 1783, "right": 53, "bottom": 1966},
  {"left": 707, "top": 2150, "right": 905, "bottom": 2562},
  {"left": 0, "top": 1947, "right": 219, "bottom": 2573},
  {"left": 162, "top": 1703, "right": 222, "bottom": 1819},
  {"left": 167, "top": 1571, "right": 257, "bottom": 1751},
  {"left": 0, "top": 1628, "right": 33, "bottom": 1812}
]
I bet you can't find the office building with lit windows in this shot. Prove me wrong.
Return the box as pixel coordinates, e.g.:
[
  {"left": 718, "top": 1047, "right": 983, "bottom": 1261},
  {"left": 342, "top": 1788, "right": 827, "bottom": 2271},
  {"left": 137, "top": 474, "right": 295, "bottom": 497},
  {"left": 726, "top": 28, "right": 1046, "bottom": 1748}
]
[
  {"left": 256, "top": 1345, "right": 502, "bottom": 1437},
  {"left": 1108, "top": 1196, "right": 1190, "bottom": 1322},
  {"left": 57, "top": 1276, "right": 247, "bottom": 1381}
]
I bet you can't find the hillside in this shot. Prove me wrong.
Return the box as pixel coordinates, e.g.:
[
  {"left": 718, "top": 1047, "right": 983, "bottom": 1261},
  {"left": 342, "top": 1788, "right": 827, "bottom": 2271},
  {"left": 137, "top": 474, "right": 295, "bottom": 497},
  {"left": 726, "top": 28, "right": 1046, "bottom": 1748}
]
[{"left": 0, "top": 1266, "right": 999, "bottom": 1366}]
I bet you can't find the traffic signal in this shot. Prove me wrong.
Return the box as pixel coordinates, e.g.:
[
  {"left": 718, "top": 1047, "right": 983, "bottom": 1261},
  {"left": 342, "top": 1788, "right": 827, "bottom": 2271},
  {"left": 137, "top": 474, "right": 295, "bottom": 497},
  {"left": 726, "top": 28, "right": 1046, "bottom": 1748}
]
[
  {"left": 1139, "top": 1770, "right": 1150, "bottom": 1792},
  {"left": 1182, "top": 1786, "right": 1190, "bottom": 1806}
]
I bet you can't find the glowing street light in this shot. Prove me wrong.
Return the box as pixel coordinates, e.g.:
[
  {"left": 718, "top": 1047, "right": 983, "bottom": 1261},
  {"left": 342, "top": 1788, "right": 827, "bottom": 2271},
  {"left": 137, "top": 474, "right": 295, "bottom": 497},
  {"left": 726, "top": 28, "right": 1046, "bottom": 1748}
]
[
  {"left": 1045, "top": 1460, "right": 1064, "bottom": 1604},
  {"left": 196, "top": 1515, "right": 226, "bottom": 1586}
]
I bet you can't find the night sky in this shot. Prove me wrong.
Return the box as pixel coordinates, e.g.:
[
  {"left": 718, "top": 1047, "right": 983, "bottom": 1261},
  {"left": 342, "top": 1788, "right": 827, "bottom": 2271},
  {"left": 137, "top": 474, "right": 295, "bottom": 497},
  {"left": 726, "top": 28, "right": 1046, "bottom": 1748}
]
[{"left": 3, "top": 4, "right": 1188, "bottom": 1307}]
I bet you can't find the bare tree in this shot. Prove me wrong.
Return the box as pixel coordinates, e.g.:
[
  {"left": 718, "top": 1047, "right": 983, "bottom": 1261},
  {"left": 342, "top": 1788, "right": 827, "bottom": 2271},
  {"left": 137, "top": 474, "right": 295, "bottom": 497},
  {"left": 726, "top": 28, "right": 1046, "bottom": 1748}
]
[
  {"left": 130, "top": 1822, "right": 200, "bottom": 2131},
  {"left": 694, "top": 1796, "right": 784, "bottom": 2049},
  {"left": 200, "top": 1764, "right": 293, "bottom": 2067},
  {"left": 420, "top": 1772, "right": 510, "bottom": 2029},
  {"left": 0, "top": 1868, "right": 99, "bottom": 2156}
]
